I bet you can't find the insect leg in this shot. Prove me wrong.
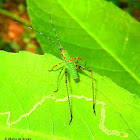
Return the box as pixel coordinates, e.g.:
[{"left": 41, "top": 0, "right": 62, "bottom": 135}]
[
  {"left": 71, "top": 57, "right": 82, "bottom": 60},
  {"left": 75, "top": 64, "right": 96, "bottom": 115},
  {"left": 48, "top": 61, "right": 64, "bottom": 71},
  {"left": 54, "top": 67, "right": 64, "bottom": 92},
  {"left": 71, "top": 57, "right": 87, "bottom": 67},
  {"left": 65, "top": 68, "right": 73, "bottom": 125}
]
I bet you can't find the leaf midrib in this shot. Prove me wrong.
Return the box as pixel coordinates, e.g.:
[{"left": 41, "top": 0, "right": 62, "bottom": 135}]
[{"left": 57, "top": 0, "right": 140, "bottom": 85}]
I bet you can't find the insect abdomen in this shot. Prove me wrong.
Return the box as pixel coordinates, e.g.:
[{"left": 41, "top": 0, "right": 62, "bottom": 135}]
[
  {"left": 66, "top": 60, "right": 79, "bottom": 80},
  {"left": 62, "top": 49, "right": 79, "bottom": 81}
]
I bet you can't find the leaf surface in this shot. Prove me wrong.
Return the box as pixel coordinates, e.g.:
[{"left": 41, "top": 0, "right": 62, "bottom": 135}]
[
  {"left": 27, "top": 0, "right": 140, "bottom": 95},
  {"left": 0, "top": 51, "right": 139, "bottom": 139}
]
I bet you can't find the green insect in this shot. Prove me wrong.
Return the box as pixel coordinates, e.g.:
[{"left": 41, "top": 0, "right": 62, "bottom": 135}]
[{"left": 26, "top": 13, "right": 96, "bottom": 125}]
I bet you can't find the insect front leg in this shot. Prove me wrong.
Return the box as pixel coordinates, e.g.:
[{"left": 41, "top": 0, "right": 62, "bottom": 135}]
[
  {"left": 48, "top": 61, "right": 64, "bottom": 71},
  {"left": 75, "top": 64, "right": 96, "bottom": 115},
  {"left": 65, "top": 68, "right": 73, "bottom": 125}
]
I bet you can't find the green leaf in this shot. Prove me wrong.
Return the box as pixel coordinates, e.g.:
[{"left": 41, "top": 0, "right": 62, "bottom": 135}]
[
  {"left": 0, "top": 51, "right": 139, "bottom": 139},
  {"left": 27, "top": 0, "right": 140, "bottom": 96}
]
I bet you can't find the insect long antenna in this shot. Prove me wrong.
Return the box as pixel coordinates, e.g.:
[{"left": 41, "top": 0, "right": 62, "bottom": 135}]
[
  {"left": 14, "top": 21, "right": 61, "bottom": 49},
  {"left": 48, "top": 12, "right": 62, "bottom": 48}
]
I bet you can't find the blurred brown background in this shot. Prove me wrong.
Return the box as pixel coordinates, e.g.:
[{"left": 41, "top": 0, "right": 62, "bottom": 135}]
[{"left": 0, "top": 0, "right": 140, "bottom": 54}]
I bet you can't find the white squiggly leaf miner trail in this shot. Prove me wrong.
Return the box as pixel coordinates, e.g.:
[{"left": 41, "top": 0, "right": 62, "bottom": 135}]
[{"left": 0, "top": 94, "right": 128, "bottom": 138}]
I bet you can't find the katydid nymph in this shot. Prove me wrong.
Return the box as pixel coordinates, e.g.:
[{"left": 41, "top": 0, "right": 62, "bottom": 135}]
[{"left": 22, "top": 12, "right": 96, "bottom": 125}]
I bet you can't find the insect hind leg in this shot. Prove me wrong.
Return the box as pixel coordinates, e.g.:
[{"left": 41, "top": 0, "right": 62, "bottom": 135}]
[
  {"left": 75, "top": 64, "right": 96, "bottom": 115},
  {"left": 65, "top": 68, "right": 73, "bottom": 125}
]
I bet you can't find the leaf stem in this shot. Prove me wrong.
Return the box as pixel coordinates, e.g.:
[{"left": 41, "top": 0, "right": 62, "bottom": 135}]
[{"left": 0, "top": 8, "right": 30, "bottom": 26}]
